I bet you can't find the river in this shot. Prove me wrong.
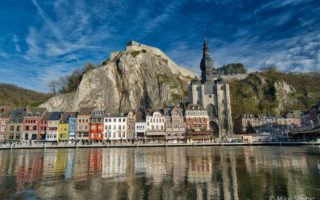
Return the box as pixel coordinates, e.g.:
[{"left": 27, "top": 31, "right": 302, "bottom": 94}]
[{"left": 0, "top": 146, "right": 319, "bottom": 200}]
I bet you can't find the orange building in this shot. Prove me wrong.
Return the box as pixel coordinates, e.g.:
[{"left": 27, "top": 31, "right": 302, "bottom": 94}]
[{"left": 89, "top": 110, "right": 105, "bottom": 142}]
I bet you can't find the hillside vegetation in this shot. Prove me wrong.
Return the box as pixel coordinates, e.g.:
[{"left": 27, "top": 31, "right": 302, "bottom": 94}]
[
  {"left": 0, "top": 83, "right": 51, "bottom": 108},
  {"left": 217, "top": 63, "right": 247, "bottom": 75},
  {"left": 229, "top": 67, "right": 320, "bottom": 119}
]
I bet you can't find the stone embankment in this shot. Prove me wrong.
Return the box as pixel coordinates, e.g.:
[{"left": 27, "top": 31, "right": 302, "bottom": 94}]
[{"left": 0, "top": 142, "right": 319, "bottom": 150}]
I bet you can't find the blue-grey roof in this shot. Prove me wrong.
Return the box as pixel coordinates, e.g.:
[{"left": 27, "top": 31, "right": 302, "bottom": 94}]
[{"left": 48, "top": 112, "right": 62, "bottom": 121}]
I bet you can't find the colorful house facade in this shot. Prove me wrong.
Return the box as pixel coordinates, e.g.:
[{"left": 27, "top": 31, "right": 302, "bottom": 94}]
[
  {"left": 58, "top": 114, "right": 69, "bottom": 142},
  {"left": 22, "top": 108, "right": 47, "bottom": 141},
  {"left": 67, "top": 113, "right": 77, "bottom": 142},
  {"left": 7, "top": 108, "right": 26, "bottom": 141},
  {"left": 46, "top": 112, "right": 61, "bottom": 143},
  {"left": 76, "top": 108, "right": 91, "bottom": 143},
  {"left": 89, "top": 110, "right": 105, "bottom": 142}
]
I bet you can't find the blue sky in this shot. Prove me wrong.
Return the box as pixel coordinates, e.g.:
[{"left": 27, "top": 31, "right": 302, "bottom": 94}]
[{"left": 0, "top": 0, "right": 319, "bottom": 92}]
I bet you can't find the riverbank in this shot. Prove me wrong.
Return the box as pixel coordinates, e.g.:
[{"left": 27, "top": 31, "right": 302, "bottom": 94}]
[{"left": 1, "top": 142, "right": 320, "bottom": 150}]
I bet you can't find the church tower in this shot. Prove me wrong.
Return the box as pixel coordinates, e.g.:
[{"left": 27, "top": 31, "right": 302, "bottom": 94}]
[
  {"left": 200, "top": 39, "right": 218, "bottom": 83},
  {"left": 189, "top": 38, "right": 233, "bottom": 138}
]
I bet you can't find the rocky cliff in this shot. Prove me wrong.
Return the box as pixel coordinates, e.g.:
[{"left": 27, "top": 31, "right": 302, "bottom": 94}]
[
  {"left": 40, "top": 41, "right": 196, "bottom": 112},
  {"left": 229, "top": 71, "right": 320, "bottom": 119}
]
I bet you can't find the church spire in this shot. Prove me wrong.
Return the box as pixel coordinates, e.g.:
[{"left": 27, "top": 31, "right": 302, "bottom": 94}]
[
  {"left": 203, "top": 37, "right": 209, "bottom": 56},
  {"left": 200, "top": 37, "right": 217, "bottom": 83}
]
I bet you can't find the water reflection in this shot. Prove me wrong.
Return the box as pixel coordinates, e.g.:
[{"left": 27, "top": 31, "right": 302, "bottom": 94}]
[{"left": 0, "top": 146, "right": 319, "bottom": 199}]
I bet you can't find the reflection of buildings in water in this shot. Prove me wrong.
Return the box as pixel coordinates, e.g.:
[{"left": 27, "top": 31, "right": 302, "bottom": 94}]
[
  {"left": 220, "top": 148, "right": 239, "bottom": 200},
  {"left": 87, "top": 149, "right": 103, "bottom": 176},
  {"left": 73, "top": 149, "right": 89, "bottom": 181},
  {"left": 186, "top": 148, "right": 212, "bottom": 183},
  {"left": 64, "top": 149, "right": 75, "bottom": 180},
  {"left": 185, "top": 147, "right": 240, "bottom": 200},
  {"left": 15, "top": 150, "right": 44, "bottom": 191},
  {"left": 102, "top": 148, "right": 127, "bottom": 178},
  {"left": 186, "top": 148, "right": 221, "bottom": 200},
  {"left": 134, "top": 150, "right": 146, "bottom": 174},
  {"left": 243, "top": 147, "right": 309, "bottom": 173},
  {"left": 43, "top": 150, "right": 57, "bottom": 177},
  {"left": 166, "top": 147, "right": 186, "bottom": 184},
  {"left": 55, "top": 149, "right": 68, "bottom": 176},
  {"left": 241, "top": 147, "right": 313, "bottom": 199},
  {"left": 0, "top": 151, "right": 8, "bottom": 178},
  {"left": 145, "top": 149, "right": 167, "bottom": 185}
]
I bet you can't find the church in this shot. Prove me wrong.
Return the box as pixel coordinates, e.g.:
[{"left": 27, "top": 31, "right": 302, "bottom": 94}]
[{"left": 189, "top": 39, "right": 233, "bottom": 137}]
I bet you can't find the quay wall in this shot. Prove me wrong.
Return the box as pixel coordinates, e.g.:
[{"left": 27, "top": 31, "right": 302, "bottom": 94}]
[{"left": 0, "top": 142, "right": 319, "bottom": 150}]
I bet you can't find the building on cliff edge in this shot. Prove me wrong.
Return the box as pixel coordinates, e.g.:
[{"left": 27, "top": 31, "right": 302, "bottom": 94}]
[{"left": 189, "top": 39, "right": 233, "bottom": 138}]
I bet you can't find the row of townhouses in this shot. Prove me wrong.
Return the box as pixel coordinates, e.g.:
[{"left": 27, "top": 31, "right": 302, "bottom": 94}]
[
  {"left": 0, "top": 105, "right": 213, "bottom": 144},
  {"left": 300, "top": 102, "right": 320, "bottom": 130},
  {"left": 234, "top": 110, "right": 302, "bottom": 134}
]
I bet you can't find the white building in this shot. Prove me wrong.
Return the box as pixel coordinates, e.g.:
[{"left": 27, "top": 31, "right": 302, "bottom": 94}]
[
  {"left": 135, "top": 122, "right": 146, "bottom": 141},
  {"left": 104, "top": 113, "right": 127, "bottom": 142},
  {"left": 102, "top": 149, "right": 127, "bottom": 178},
  {"left": 146, "top": 110, "right": 166, "bottom": 142}
]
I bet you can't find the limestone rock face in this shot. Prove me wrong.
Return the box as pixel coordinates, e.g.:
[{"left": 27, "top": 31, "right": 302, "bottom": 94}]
[
  {"left": 274, "top": 80, "right": 296, "bottom": 111},
  {"left": 40, "top": 41, "right": 196, "bottom": 112}
]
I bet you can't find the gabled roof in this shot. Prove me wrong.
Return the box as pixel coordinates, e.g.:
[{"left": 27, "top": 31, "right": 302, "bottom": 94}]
[
  {"left": 165, "top": 106, "right": 183, "bottom": 116},
  {"left": 9, "top": 108, "right": 26, "bottom": 121},
  {"left": 25, "top": 107, "right": 47, "bottom": 117}
]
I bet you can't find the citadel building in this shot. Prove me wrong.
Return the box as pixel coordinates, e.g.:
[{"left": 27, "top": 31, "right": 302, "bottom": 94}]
[{"left": 189, "top": 39, "right": 233, "bottom": 137}]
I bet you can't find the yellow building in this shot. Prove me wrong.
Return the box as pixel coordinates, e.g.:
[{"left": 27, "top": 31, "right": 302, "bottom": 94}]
[{"left": 58, "top": 121, "right": 69, "bottom": 142}]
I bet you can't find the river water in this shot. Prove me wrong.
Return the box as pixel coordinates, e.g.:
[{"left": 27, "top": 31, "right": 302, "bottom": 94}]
[{"left": 0, "top": 146, "right": 319, "bottom": 200}]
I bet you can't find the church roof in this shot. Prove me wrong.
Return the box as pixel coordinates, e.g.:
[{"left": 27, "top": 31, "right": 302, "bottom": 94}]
[{"left": 200, "top": 39, "right": 216, "bottom": 71}]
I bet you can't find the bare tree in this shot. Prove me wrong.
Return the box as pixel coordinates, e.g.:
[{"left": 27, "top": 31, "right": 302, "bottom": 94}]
[{"left": 47, "top": 80, "right": 59, "bottom": 94}]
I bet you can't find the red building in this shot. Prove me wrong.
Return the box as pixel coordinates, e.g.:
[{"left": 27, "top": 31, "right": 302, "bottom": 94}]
[
  {"left": 89, "top": 110, "right": 105, "bottom": 142},
  {"left": 22, "top": 108, "right": 47, "bottom": 141},
  {"left": 39, "top": 112, "right": 51, "bottom": 140},
  {"left": 185, "top": 104, "right": 212, "bottom": 142}
]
